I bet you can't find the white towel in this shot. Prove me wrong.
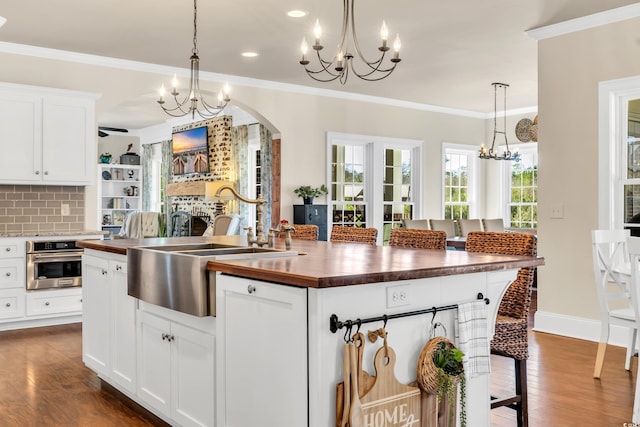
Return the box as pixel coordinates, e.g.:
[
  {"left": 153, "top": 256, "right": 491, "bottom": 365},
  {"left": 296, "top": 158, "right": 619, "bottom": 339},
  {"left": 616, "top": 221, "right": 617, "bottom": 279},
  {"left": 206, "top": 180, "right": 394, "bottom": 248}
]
[{"left": 456, "top": 300, "right": 491, "bottom": 378}]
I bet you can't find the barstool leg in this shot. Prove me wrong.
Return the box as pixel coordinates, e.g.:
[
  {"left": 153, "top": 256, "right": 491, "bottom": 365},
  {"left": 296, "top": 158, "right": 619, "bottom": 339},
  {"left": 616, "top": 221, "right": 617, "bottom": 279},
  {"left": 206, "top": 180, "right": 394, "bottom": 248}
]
[{"left": 515, "top": 359, "right": 528, "bottom": 427}]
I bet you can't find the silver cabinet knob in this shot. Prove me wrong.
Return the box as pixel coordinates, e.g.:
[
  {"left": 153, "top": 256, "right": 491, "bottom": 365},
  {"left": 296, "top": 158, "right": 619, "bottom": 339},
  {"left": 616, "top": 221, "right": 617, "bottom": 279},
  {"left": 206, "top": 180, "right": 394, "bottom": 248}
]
[
  {"left": 247, "top": 285, "right": 256, "bottom": 294},
  {"left": 101, "top": 269, "right": 108, "bottom": 275},
  {"left": 5, "top": 272, "right": 10, "bottom": 277},
  {"left": 35, "top": 171, "right": 40, "bottom": 175},
  {"left": 45, "top": 301, "right": 50, "bottom": 306},
  {"left": 44, "top": 171, "right": 48, "bottom": 176},
  {"left": 116, "top": 265, "right": 122, "bottom": 271},
  {"left": 5, "top": 248, "right": 10, "bottom": 252},
  {"left": 5, "top": 302, "right": 10, "bottom": 307}
]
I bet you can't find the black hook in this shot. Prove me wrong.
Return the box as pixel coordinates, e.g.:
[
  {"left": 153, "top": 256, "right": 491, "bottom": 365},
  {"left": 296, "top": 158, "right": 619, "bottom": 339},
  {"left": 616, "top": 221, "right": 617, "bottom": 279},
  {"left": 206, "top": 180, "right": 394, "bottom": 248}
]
[
  {"left": 430, "top": 307, "right": 437, "bottom": 325},
  {"left": 355, "top": 319, "right": 361, "bottom": 335},
  {"left": 382, "top": 314, "right": 388, "bottom": 329},
  {"left": 343, "top": 321, "right": 352, "bottom": 342}
]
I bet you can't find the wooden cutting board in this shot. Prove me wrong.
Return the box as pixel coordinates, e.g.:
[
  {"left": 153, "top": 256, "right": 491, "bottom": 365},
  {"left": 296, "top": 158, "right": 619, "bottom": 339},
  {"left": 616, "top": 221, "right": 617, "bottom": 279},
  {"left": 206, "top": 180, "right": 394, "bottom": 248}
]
[{"left": 358, "top": 344, "right": 421, "bottom": 427}]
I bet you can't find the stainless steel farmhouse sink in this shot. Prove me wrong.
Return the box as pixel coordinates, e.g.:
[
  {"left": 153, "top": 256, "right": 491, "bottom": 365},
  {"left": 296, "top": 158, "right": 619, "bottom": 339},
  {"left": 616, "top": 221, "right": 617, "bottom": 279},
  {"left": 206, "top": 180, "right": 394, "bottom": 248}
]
[{"left": 127, "top": 244, "right": 297, "bottom": 316}]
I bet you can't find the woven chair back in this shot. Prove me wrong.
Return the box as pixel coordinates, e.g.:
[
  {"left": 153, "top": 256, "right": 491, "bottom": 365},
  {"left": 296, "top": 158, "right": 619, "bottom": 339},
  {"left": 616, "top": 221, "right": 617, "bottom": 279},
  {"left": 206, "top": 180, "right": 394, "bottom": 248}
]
[
  {"left": 290, "top": 224, "right": 319, "bottom": 241},
  {"left": 330, "top": 225, "right": 378, "bottom": 245},
  {"left": 465, "top": 231, "right": 537, "bottom": 360},
  {"left": 389, "top": 229, "right": 446, "bottom": 250}
]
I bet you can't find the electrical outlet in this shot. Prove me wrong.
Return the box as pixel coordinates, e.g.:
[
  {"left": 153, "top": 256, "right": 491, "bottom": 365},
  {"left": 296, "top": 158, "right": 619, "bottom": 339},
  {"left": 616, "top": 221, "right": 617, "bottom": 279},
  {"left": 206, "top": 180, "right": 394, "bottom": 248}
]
[
  {"left": 61, "top": 204, "right": 70, "bottom": 216},
  {"left": 550, "top": 204, "right": 564, "bottom": 219},
  {"left": 386, "top": 284, "right": 411, "bottom": 308}
]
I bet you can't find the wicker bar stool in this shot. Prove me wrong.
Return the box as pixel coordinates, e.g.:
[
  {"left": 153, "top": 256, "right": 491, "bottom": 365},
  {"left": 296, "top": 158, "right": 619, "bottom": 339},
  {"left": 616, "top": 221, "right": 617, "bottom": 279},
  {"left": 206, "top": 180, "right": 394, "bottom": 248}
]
[
  {"left": 330, "top": 225, "right": 378, "bottom": 245},
  {"left": 465, "top": 231, "right": 537, "bottom": 427},
  {"left": 388, "top": 229, "right": 447, "bottom": 250},
  {"left": 290, "top": 224, "right": 319, "bottom": 241}
]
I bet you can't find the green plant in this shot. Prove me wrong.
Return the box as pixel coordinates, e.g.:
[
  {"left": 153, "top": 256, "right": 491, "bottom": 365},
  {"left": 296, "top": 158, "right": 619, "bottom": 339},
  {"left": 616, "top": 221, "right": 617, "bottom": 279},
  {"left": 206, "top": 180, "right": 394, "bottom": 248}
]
[
  {"left": 293, "top": 185, "right": 328, "bottom": 199},
  {"left": 433, "top": 341, "right": 466, "bottom": 427}
]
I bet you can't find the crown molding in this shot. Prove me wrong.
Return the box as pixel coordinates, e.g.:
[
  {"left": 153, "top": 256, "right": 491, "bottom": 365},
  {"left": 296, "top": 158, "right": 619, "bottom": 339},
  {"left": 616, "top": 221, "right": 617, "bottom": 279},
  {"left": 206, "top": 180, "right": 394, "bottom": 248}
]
[
  {"left": 527, "top": 2, "right": 640, "bottom": 41},
  {"left": 0, "top": 41, "right": 535, "bottom": 120}
]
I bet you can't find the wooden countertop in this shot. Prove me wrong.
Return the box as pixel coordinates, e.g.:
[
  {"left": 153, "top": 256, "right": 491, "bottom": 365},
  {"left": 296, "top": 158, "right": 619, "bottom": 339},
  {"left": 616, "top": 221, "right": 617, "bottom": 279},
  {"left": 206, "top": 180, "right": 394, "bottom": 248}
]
[{"left": 78, "top": 236, "right": 544, "bottom": 289}]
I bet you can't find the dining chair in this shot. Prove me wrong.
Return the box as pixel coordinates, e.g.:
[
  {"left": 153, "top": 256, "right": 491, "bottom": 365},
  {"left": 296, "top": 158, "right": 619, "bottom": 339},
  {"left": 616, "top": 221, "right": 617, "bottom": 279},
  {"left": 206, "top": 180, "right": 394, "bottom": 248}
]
[
  {"left": 458, "top": 218, "right": 483, "bottom": 237},
  {"left": 290, "top": 224, "right": 319, "bottom": 241},
  {"left": 401, "top": 219, "right": 430, "bottom": 230},
  {"left": 482, "top": 218, "right": 505, "bottom": 232},
  {"left": 465, "top": 231, "right": 537, "bottom": 427},
  {"left": 591, "top": 229, "right": 639, "bottom": 379},
  {"left": 388, "top": 229, "right": 446, "bottom": 250},
  {"left": 211, "top": 215, "right": 233, "bottom": 235},
  {"left": 330, "top": 225, "right": 378, "bottom": 245},
  {"left": 429, "top": 219, "right": 457, "bottom": 237}
]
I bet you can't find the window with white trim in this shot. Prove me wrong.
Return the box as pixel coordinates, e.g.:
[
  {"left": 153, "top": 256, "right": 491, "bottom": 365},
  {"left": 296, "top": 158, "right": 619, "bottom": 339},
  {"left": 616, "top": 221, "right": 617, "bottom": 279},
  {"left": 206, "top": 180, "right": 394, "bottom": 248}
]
[
  {"left": 443, "top": 145, "right": 477, "bottom": 220},
  {"left": 328, "top": 133, "right": 422, "bottom": 245},
  {"left": 505, "top": 144, "right": 538, "bottom": 229}
]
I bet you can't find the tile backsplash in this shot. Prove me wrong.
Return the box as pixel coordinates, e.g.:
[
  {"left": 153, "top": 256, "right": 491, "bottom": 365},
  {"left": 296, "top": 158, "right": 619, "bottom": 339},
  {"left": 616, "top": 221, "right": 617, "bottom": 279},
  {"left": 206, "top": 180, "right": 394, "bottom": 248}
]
[{"left": 0, "top": 185, "right": 84, "bottom": 234}]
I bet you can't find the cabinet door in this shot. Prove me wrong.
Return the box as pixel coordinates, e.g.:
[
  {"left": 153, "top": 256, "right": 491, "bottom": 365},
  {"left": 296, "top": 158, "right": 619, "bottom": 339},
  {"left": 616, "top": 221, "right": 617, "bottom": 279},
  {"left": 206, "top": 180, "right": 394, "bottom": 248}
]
[
  {"left": 42, "top": 95, "right": 94, "bottom": 184},
  {"left": 0, "top": 91, "right": 41, "bottom": 182},
  {"left": 110, "top": 259, "right": 137, "bottom": 395},
  {"left": 82, "top": 255, "right": 111, "bottom": 377},
  {"left": 171, "top": 322, "right": 215, "bottom": 427},
  {"left": 217, "top": 276, "right": 308, "bottom": 426},
  {"left": 137, "top": 310, "right": 172, "bottom": 418}
]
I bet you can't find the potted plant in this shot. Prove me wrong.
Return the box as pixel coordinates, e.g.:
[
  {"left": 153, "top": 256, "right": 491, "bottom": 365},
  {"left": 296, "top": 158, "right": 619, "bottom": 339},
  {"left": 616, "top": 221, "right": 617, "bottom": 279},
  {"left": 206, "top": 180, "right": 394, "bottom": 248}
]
[
  {"left": 293, "top": 184, "right": 328, "bottom": 205},
  {"left": 418, "top": 336, "right": 466, "bottom": 427}
]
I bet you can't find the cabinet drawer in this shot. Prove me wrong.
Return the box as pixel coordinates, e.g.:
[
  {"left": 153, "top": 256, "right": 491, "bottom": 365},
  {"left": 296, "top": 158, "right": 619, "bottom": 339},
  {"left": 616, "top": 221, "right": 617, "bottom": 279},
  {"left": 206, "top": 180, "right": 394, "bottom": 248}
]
[
  {"left": 0, "top": 240, "right": 24, "bottom": 258},
  {"left": 0, "top": 259, "right": 25, "bottom": 290},
  {"left": 0, "top": 289, "right": 25, "bottom": 320},
  {"left": 26, "top": 289, "right": 82, "bottom": 316}
]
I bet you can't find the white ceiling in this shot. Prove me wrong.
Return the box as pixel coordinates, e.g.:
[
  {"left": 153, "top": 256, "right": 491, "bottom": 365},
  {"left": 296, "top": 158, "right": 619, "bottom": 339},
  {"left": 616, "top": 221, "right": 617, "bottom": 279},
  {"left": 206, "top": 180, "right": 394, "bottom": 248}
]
[{"left": 0, "top": 0, "right": 638, "bottom": 130}]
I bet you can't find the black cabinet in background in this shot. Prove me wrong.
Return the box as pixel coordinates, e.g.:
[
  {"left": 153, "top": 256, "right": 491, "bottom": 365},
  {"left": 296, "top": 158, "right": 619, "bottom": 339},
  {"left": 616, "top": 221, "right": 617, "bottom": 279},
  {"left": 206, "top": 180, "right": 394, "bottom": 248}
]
[{"left": 293, "top": 204, "right": 327, "bottom": 241}]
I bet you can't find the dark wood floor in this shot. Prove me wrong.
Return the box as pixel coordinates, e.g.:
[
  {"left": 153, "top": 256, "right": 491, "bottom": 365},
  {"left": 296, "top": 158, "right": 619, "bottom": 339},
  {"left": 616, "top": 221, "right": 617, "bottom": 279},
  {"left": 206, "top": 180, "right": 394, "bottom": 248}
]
[{"left": 0, "top": 291, "right": 635, "bottom": 426}]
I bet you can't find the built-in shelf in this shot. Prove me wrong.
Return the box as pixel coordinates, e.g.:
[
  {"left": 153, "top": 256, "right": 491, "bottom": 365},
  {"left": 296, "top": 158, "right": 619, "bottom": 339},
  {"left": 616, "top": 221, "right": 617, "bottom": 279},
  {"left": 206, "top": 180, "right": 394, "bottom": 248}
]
[{"left": 98, "top": 164, "right": 141, "bottom": 233}]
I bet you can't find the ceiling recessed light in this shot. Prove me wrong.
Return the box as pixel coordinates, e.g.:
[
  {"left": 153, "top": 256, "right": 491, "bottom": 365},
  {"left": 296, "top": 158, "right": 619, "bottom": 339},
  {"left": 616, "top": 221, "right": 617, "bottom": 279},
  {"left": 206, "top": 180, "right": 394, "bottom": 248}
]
[
  {"left": 241, "top": 52, "right": 259, "bottom": 58},
  {"left": 287, "top": 10, "right": 307, "bottom": 18},
  {"left": 0, "top": 16, "right": 6, "bottom": 28}
]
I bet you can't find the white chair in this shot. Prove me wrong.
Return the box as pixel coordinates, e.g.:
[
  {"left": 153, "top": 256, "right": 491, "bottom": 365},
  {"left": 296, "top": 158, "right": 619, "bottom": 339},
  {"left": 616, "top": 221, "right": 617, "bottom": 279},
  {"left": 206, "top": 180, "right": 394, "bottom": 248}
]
[
  {"left": 429, "top": 219, "right": 457, "bottom": 237},
  {"left": 401, "top": 219, "right": 429, "bottom": 230},
  {"left": 118, "top": 211, "right": 161, "bottom": 239},
  {"left": 482, "top": 218, "right": 505, "bottom": 232},
  {"left": 457, "top": 218, "right": 483, "bottom": 237},
  {"left": 203, "top": 214, "right": 241, "bottom": 236},
  {"left": 591, "top": 229, "right": 638, "bottom": 378}
]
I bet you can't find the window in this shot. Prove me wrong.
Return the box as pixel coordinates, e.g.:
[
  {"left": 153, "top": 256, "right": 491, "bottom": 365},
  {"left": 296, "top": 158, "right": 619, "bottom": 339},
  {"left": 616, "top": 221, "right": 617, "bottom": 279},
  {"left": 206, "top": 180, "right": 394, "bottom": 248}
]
[
  {"left": 328, "top": 133, "right": 422, "bottom": 245},
  {"left": 623, "top": 99, "right": 640, "bottom": 235},
  {"left": 443, "top": 145, "right": 477, "bottom": 220},
  {"left": 506, "top": 145, "right": 538, "bottom": 229}
]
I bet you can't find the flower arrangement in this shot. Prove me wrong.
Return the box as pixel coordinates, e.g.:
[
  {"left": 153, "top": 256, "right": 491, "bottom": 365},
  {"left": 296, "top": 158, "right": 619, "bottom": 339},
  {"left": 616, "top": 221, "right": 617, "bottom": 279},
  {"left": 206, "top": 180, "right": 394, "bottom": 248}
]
[{"left": 293, "top": 185, "right": 328, "bottom": 204}]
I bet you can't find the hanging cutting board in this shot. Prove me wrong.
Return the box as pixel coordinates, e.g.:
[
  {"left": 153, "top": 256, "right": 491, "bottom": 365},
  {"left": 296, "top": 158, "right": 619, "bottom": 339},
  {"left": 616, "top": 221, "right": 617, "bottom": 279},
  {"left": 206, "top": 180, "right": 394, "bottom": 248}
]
[
  {"left": 335, "top": 333, "right": 375, "bottom": 427},
  {"left": 358, "top": 344, "right": 421, "bottom": 426}
]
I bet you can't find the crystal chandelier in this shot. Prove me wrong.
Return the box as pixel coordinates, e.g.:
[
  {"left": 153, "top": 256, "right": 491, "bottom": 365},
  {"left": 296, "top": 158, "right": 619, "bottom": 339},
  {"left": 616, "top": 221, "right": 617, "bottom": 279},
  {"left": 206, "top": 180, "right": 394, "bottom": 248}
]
[
  {"left": 299, "top": 0, "right": 401, "bottom": 84},
  {"left": 479, "top": 83, "right": 521, "bottom": 162},
  {"left": 157, "top": 0, "right": 230, "bottom": 119}
]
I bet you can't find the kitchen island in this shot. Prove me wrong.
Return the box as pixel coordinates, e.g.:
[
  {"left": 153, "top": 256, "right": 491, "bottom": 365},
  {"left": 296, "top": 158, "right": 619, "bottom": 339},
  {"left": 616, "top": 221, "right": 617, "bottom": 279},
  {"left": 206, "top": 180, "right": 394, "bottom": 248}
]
[{"left": 79, "top": 236, "right": 543, "bottom": 427}]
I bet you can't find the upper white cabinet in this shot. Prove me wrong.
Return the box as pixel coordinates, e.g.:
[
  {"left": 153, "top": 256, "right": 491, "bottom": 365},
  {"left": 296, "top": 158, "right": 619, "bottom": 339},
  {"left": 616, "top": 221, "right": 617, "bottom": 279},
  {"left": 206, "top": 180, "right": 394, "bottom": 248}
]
[{"left": 0, "top": 82, "right": 99, "bottom": 185}]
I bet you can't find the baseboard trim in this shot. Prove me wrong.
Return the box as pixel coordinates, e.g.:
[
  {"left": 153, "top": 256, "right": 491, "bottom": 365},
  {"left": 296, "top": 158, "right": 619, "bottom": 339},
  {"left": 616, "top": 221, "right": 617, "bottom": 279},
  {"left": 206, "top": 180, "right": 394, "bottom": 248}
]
[
  {"left": 533, "top": 310, "right": 630, "bottom": 347},
  {"left": 100, "top": 380, "right": 171, "bottom": 427}
]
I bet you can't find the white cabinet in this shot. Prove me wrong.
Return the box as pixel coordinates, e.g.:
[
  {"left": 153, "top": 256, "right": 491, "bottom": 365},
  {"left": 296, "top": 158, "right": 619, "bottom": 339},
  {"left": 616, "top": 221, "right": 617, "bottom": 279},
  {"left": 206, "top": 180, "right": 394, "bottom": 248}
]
[
  {"left": 0, "top": 83, "right": 97, "bottom": 185},
  {"left": 0, "top": 239, "right": 26, "bottom": 320},
  {"left": 82, "top": 251, "right": 137, "bottom": 394},
  {"left": 26, "top": 287, "right": 82, "bottom": 316},
  {"left": 98, "top": 164, "right": 142, "bottom": 234},
  {"left": 137, "top": 307, "right": 215, "bottom": 427},
  {"left": 216, "top": 274, "right": 308, "bottom": 427}
]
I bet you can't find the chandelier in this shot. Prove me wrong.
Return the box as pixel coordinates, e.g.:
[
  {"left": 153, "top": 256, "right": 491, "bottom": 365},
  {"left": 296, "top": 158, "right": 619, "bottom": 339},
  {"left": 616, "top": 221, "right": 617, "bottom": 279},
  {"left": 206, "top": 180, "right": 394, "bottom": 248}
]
[
  {"left": 299, "top": 0, "right": 401, "bottom": 84},
  {"left": 157, "top": 0, "right": 230, "bottom": 119},
  {"left": 479, "top": 83, "right": 521, "bottom": 162}
]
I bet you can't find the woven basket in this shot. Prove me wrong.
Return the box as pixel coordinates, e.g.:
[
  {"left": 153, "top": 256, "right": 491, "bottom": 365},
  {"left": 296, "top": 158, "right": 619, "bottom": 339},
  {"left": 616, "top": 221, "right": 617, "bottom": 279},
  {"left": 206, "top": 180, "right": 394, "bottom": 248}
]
[{"left": 416, "top": 336, "right": 460, "bottom": 394}]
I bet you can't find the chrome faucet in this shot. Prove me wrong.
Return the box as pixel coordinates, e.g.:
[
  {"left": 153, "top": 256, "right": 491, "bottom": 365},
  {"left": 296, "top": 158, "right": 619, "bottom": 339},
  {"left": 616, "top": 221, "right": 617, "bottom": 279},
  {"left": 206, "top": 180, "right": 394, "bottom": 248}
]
[{"left": 213, "top": 185, "right": 270, "bottom": 247}]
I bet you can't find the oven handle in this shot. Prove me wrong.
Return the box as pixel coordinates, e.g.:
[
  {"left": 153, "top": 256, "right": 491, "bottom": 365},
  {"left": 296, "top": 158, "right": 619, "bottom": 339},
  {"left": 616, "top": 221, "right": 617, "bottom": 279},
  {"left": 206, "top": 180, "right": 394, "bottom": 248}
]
[{"left": 29, "top": 252, "right": 83, "bottom": 261}]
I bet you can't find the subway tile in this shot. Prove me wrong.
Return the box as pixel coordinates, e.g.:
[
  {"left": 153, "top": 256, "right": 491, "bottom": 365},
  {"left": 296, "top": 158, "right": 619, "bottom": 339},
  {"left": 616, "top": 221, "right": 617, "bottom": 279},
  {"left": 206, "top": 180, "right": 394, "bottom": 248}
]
[
  {"left": 0, "top": 201, "right": 14, "bottom": 208},
  {"left": 39, "top": 193, "right": 55, "bottom": 201},
  {"left": 30, "top": 201, "right": 46, "bottom": 208},
  {"left": 22, "top": 208, "right": 39, "bottom": 216},
  {"left": 15, "top": 201, "right": 30, "bottom": 208},
  {"left": 54, "top": 223, "right": 70, "bottom": 231},
  {"left": 5, "top": 193, "right": 23, "bottom": 201},
  {"left": 38, "top": 223, "right": 54, "bottom": 232},
  {"left": 0, "top": 216, "right": 14, "bottom": 224},
  {"left": 47, "top": 216, "right": 62, "bottom": 223},
  {"left": 38, "top": 208, "right": 55, "bottom": 215},
  {"left": 6, "top": 224, "right": 22, "bottom": 232},
  {"left": 54, "top": 193, "right": 71, "bottom": 201},
  {"left": 6, "top": 208, "right": 22, "bottom": 216},
  {"left": 30, "top": 216, "right": 48, "bottom": 224},
  {"left": 46, "top": 186, "right": 63, "bottom": 193},
  {"left": 22, "top": 193, "right": 39, "bottom": 201},
  {"left": 23, "top": 224, "right": 38, "bottom": 232}
]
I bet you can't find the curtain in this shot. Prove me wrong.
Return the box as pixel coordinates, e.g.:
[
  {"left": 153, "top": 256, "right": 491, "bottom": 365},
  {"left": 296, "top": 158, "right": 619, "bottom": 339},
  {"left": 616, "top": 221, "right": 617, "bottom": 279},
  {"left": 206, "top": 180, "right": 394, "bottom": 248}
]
[
  {"left": 161, "top": 139, "right": 172, "bottom": 232},
  {"left": 141, "top": 144, "right": 153, "bottom": 211},
  {"left": 259, "top": 124, "right": 273, "bottom": 232},
  {"left": 231, "top": 125, "right": 249, "bottom": 232}
]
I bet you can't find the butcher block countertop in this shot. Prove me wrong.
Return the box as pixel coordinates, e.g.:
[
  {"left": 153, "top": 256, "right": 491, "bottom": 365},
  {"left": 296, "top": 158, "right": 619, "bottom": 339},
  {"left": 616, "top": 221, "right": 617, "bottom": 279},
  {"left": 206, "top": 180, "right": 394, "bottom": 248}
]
[{"left": 77, "top": 235, "right": 544, "bottom": 289}]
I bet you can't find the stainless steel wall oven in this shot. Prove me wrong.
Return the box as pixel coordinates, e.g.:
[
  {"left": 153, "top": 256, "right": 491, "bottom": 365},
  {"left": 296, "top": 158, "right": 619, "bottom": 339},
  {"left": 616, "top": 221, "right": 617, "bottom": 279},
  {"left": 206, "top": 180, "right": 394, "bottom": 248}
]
[{"left": 26, "top": 240, "right": 83, "bottom": 290}]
